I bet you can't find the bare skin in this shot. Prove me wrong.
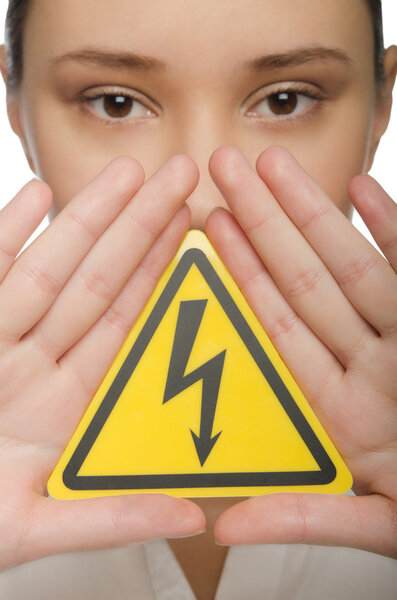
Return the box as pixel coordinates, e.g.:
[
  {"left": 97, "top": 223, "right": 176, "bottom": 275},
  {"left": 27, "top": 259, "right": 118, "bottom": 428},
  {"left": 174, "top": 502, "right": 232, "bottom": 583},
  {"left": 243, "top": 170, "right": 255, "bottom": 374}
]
[{"left": 0, "top": 0, "right": 397, "bottom": 598}]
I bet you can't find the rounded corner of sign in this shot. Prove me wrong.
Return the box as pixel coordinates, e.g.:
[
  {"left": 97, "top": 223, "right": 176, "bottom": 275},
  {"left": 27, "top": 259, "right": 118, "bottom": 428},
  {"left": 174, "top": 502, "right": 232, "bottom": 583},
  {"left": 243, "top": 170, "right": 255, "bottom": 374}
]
[
  {"left": 325, "top": 467, "right": 353, "bottom": 495},
  {"left": 180, "top": 230, "right": 213, "bottom": 255},
  {"left": 186, "top": 229, "right": 209, "bottom": 244},
  {"left": 46, "top": 466, "right": 75, "bottom": 500},
  {"left": 46, "top": 474, "right": 64, "bottom": 500}
]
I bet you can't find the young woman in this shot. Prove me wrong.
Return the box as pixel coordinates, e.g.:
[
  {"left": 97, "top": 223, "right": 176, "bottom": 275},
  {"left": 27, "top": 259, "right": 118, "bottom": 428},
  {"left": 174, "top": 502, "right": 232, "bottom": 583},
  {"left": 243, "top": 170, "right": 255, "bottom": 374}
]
[{"left": 0, "top": 0, "right": 396, "bottom": 598}]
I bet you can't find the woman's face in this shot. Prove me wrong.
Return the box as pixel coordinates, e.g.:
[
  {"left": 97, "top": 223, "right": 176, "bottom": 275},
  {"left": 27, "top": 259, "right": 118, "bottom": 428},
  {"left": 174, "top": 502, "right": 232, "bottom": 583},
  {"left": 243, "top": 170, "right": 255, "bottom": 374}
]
[{"left": 1, "top": 0, "right": 395, "bottom": 227}]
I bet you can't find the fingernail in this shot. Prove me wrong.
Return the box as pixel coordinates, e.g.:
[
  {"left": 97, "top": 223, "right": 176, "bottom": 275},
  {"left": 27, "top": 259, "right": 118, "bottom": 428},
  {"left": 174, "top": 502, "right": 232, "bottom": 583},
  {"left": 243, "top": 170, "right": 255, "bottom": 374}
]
[
  {"left": 208, "top": 206, "right": 225, "bottom": 218},
  {"left": 168, "top": 529, "right": 206, "bottom": 539}
]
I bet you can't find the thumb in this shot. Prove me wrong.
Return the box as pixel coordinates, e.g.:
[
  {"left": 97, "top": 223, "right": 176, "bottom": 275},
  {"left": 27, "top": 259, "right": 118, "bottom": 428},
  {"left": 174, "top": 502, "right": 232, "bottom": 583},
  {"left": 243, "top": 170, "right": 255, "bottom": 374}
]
[
  {"left": 214, "top": 493, "right": 397, "bottom": 559},
  {"left": 17, "top": 494, "right": 205, "bottom": 568}
]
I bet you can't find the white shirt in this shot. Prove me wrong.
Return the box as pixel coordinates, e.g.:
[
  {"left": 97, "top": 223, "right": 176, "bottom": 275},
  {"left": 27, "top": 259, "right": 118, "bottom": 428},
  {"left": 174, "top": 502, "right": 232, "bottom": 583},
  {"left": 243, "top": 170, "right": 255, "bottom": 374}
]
[{"left": 1, "top": 540, "right": 396, "bottom": 599}]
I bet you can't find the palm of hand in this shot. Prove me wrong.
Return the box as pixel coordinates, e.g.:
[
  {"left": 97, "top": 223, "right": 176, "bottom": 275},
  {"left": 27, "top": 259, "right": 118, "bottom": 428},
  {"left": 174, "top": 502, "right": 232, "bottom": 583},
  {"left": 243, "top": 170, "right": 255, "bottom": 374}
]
[
  {"left": 206, "top": 147, "right": 397, "bottom": 559},
  {"left": 0, "top": 155, "right": 205, "bottom": 572}
]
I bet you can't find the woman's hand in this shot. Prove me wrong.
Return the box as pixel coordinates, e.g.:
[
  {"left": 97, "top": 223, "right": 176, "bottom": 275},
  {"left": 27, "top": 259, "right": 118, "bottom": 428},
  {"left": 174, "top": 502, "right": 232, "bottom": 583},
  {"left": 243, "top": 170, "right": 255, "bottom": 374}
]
[
  {"left": 206, "top": 146, "right": 397, "bottom": 559},
  {"left": 0, "top": 155, "right": 205, "bottom": 573}
]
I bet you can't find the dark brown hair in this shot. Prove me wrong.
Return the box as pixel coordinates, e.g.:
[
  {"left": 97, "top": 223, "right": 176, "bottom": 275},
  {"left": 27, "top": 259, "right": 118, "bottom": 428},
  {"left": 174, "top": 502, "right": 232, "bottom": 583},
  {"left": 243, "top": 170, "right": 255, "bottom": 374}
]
[{"left": 3, "top": 0, "right": 386, "bottom": 94}]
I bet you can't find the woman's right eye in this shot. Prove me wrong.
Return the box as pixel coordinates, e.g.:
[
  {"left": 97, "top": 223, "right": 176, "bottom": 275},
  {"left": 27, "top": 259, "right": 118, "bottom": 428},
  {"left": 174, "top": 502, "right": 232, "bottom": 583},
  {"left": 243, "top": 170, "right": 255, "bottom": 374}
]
[{"left": 80, "top": 90, "right": 156, "bottom": 123}]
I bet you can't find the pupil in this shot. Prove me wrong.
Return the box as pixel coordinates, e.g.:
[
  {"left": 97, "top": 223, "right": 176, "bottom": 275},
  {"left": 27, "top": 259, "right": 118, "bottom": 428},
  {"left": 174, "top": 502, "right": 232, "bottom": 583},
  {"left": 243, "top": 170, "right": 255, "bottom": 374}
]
[
  {"left": 104, "top": 95, "right": 133, "bottom": 118},
  {"left": 268, "top": 92, "right": 297, "bottom": 115}
]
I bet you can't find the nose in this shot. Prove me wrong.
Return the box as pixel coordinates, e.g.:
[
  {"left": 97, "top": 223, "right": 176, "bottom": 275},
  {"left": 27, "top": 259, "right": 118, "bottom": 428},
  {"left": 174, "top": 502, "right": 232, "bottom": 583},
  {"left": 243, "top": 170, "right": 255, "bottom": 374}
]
[
  {"left": 185, "top": 163, "right": 228, "bottom": 231},
  {"left": 163, "top": 108, "right": 256, "bottom": 231},
  {"left": 177, "top": 144, "right": 231, "bottom": 232}
]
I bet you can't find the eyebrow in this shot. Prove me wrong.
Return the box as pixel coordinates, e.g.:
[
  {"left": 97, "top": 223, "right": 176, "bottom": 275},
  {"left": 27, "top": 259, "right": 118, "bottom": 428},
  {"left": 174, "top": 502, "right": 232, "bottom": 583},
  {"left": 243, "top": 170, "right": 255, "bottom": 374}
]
[
  {"left": 244, "top": 47, "right": 352, "bottom": 71},
  {"left": 49, "top": 46, "right": 351, "bottom": 73},
  {"left": 49, "top": 48, "right": 167, "bottom": 71}
]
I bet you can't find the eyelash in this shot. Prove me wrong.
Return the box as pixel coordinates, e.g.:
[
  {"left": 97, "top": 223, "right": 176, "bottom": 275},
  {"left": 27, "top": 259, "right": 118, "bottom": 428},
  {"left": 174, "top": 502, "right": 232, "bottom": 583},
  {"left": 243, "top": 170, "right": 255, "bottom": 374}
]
[
  {"left": 247, "top": 83, "right": 324, "bottom": 123},
  {"left": 76, "top": 87, "right": 156, "bottom": 126},
  {"left": 76, "top": 83, "right": 324, "bottom": 126}
]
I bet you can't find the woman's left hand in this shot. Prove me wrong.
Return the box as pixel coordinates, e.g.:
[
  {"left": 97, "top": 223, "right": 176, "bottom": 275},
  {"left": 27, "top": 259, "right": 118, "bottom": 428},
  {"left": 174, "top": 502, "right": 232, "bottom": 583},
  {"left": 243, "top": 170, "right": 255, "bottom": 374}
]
[{"left": 205, "top": 146, "right": 397, "bottom": 559}]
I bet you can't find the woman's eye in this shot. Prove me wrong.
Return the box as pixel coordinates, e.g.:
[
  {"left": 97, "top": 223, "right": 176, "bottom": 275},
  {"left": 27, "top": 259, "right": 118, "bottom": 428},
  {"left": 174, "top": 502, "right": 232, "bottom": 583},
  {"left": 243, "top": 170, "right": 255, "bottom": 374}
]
[
  {"left": 84, "top": 94, "right": 155, "bottom": 121},
  {"left": 250, "top": 91, "right": 315, "bottom": 118}
]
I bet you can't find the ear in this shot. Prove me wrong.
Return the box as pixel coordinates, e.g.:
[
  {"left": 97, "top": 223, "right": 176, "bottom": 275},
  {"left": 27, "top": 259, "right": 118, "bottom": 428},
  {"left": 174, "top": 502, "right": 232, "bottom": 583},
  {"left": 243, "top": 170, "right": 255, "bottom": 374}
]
[
  {"left": 365, "top": 45, "right": 397, "bottom": 171},
  {"left": 0, "top": 44, "right": 7, "bottom": 84},
  {"left": 0, "top": 44, "right": 36, "bottom": 173}
]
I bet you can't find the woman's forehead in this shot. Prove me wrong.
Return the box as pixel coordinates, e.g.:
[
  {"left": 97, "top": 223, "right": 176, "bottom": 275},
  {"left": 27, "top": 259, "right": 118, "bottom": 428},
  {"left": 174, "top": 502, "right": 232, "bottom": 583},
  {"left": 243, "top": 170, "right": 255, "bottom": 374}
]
[{"left": 26, "top": 0, "right": 373, "bottom": 76}]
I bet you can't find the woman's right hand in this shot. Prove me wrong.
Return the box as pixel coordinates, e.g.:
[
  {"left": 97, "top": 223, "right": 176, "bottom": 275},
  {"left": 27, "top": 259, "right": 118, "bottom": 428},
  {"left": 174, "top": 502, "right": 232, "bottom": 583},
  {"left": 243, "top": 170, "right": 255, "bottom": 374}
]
[{"left": 0, "top": 155, "right": 205, "bottom": 573}]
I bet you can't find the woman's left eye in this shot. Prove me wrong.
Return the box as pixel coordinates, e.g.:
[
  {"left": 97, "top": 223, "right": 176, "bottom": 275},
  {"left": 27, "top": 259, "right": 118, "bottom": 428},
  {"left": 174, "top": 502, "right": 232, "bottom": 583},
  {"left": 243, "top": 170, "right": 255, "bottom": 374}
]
[{"left": 248, "top": 90, "right": 316, "bottom": 119}]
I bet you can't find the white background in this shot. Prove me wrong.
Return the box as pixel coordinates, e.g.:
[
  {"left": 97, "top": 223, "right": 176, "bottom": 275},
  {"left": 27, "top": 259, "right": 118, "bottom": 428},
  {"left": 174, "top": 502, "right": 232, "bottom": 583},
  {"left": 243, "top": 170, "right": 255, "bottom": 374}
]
[{"left": 0, "top": 1, "right": 396, "bottom": 245}]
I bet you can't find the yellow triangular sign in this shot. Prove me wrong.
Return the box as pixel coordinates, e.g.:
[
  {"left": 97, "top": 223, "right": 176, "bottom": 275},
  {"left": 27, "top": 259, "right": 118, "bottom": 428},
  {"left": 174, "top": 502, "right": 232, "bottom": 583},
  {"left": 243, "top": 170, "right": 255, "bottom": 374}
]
[{"left": 48, "top": 231, "right": 352, "bottom": 499}]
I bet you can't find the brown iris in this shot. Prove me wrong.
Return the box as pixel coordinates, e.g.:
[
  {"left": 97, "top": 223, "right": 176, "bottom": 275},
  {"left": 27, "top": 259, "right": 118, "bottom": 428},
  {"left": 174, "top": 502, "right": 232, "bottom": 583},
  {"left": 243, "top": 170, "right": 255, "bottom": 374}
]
[
  {"left": 268, "top": 92, "right": 298, "bottom": 115},
  {"left": 103, "top": 95, "right": 133, "bottom": 118}
]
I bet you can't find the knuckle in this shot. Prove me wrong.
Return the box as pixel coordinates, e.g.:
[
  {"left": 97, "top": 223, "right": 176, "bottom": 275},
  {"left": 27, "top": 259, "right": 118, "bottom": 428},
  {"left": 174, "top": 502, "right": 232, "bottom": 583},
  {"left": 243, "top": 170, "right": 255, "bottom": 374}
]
[
  {"left": 17, "top": 261, "right": 62, "bottom": 298},
  {"left": 0, "top": 240, "right": 15, "bottom": 260},
  {"left": 266, "top": 311, "right": 299, "bottom": 343},
  {"left": 246, "top": 210, "right": 279, "bottom": 237},
  {"left": 134, "top": 262, "right": 158, "bottom": 286},
  {"left": 104, "top": 305, "right": 131, "bottom": 334},
  {"left": 109, "top": 505, "right": 124, "bottom": 531},
  {"left": 338, "top": 256, "right": 378, "bottom": 287},
  {"left": 67, "top": 210, "right": 98, "bottom": 241},
  {"left": 32, "top": 330, "right": 60, "bottom": 359},
  {"left": 78, "top": 268, "right": 117, "bottom": 302},
  {"left": 107, "top": 496, "right": 131, "bottom": 533},
  {"left": 125, "top": 208, "right": 156, "bottom": 239},
  {"left": 241, "top": 269, "right": 264, "bottom": 294},
  {"left": 299, "top": 205, "right": 332, "bottom": 232},
  {"left": 60, "top": 359, "right": 93, "bottom": 396},
  {"left": 284, "top": 266, "right": 325, "bottom": 299},
  {"left": 0, "top": 325, "right": 18, "bottom": 345},
  {"left": 277, "top": 494, "right": 308, "bottom": 543},
  {"left": 293, "top": 494, "right": 308, "bottom": 541},
  {"left": 382, "top": 232, "right": 397, "bottom": 254},
  {"left": 1, "top": 501, "right": 36, "bottom": 571},
  {"left": 339, "top": 334, "right": 369, "bottom": 364}
]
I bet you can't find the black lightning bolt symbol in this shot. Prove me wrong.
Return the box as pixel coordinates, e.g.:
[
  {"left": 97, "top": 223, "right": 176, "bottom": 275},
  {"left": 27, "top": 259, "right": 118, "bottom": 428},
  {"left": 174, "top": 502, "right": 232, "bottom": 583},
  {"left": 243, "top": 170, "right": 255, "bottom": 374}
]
[{"left": 163, "top": 299, "right": 226, "bottom": 466}]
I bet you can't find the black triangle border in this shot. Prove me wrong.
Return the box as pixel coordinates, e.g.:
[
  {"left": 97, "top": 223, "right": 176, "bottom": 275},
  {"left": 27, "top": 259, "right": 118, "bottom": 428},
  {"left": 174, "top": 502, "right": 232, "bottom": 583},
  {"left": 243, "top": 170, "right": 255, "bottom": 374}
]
[{"left": 63, "top": 248, "right": 336, "bottom": 490}]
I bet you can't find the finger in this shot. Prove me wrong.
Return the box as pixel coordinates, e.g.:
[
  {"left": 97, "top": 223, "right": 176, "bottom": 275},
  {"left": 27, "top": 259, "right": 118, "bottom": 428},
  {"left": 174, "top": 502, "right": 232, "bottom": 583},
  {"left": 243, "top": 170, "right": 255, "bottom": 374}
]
[
  {"left": 206, "top": 208, "right": 344, "bottom": 411},
  {"left": 255, "top": 148, "right": 397, "bottom": 339},
  {"left": 21, "top": 493, "right": 205, "bottom": 566},
  {"left": 208, "top": 146, "right": 374, "bottom": 368},
  {"left": 349, "top": 174, "right": 397, "bottom": 272},
  {"left": 31, "top": 156, "right": 198, "bottom": 360},
  {"left": 0, "top": 156, "right": 145, "bottom": 343},
  {"left": 59, "top": 204, "right": 191, "bottom": 394},
  {"left": 214, "top": 493, "right": 397, "bottom": 559},
  {"left": 0, "top": 179, "right": 52, "bottom": 284}
]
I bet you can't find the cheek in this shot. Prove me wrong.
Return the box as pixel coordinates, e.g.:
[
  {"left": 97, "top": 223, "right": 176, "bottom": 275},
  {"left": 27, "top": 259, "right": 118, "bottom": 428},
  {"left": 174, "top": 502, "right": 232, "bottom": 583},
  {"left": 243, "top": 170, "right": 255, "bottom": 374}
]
[
  {"left": 22, "top": 93, "right": 168, "bottom": 214},
  {"left": 285, "top": 95, "right": 374, "bottom": 216},
  {"left": 24, "top": 107, "right": 112, "bottom": 212}
]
